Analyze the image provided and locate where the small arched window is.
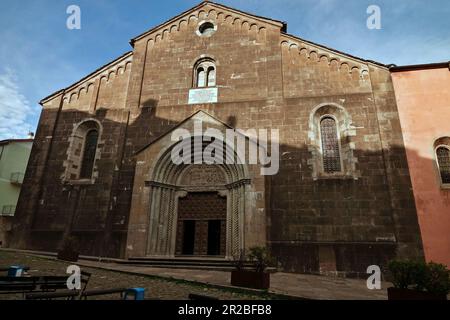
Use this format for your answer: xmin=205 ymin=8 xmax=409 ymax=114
xmin=309 ymin=104 xmax=356 ymax=180
xmin=436 ymin=146 xmax=450 ymax=184
xmin=197 ymin=67 xmax=206 ymax=87
xmin=194 ymin=59 xmax=216 ymax=88
xmin=64 ymin=120 xmax=101 ymax=182
xmin=207 ymin=67 xmax=216 ymax=87
xmin=79 ymin=129 xmax=99 ymax=179
xmin=320 ymin=117 xmax=342 ymax=173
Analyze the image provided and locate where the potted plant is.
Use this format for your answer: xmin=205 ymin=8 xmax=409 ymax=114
xmin=419 ymin=262 xmax=450 ymax=299
xmin=387 ymin=260 xmax=449 ymax=300
xmin=231 ymin=247 xmax=274 ymax=290
xmin=57 ymin=236 xmax=80 ymax=262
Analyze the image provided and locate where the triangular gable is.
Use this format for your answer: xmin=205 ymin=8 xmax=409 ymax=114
xmin=130 ymin=0 xmax=286 ymax=45
xmin=41 ymin=1 xmax=388 ymax=105
xmin=135 ymin=110 xmax=262 ymax=156
xmin=129 ymin=0 xmax=385 ymax=67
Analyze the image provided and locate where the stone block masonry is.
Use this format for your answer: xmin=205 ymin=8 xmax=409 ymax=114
xmin=9 ymin=1 xmax=424 ymax=275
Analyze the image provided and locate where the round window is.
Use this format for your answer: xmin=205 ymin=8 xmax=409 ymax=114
xmin=197 ymin=21 xmax=216 ymax=37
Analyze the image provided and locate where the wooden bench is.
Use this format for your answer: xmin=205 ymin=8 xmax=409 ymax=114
xmin=81 ymin=287 xmax=129 ymax=300
xmin=25 ymin=289 xmax=82 ymax=300
xmin=28 ymin=288 xmax=140 ymax=300
xmin=188 ymin=293 xmax=219 ymax=301
xmin=23 ymin=271 xmax=144 ymax=300
xmin=0 ymin=275 xmax=69 ymax=299
xmin=0 ymin=277 xmax=39 ymax=294
xmin=25 ymin=271 xmax=91 ymax=300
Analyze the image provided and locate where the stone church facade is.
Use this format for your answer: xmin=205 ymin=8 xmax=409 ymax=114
xmin=9 ymin=1 xmax=424 ymax=274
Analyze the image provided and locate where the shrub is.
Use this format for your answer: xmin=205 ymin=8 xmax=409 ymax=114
xmin=247 ymin=246 xmax=274 ymax=273
xmin=422 ymin=262 xmax=450 ymax=295
xmin=388 ymin=260 xmax=419 ymax=289
xmin=59 ymin=236 xmax=79 ymax=253
xmin=388 ymin=260 xmax=450 ymax=295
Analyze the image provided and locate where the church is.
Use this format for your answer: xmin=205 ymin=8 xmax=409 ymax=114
xmin=9 ymin=1 xmax=424 ymax=275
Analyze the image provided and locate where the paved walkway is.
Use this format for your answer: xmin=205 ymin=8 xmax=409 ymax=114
xmin=75 ymin=260 xmax=389 ymax=300
xmin=0 ymin=249 xmax=388 ymax=300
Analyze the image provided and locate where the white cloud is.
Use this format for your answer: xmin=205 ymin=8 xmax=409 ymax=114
xmin=0 ymin=69 xmax=35 ymax=140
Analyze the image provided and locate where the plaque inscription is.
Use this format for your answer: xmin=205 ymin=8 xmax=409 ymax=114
xmin=188 ymin=88 xmax=218 ymax=104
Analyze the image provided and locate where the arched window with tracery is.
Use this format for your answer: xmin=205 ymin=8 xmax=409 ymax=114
xmin=308 ymin=104 xmax=358 ymax=180
xmin=436 ymin=146 xmax=450 ymax=184
xmin=80 ymin=129 xmax=99 ymax=179
xmin=194 ymin=59 xmax=216 ymax=88
xmin=320 ymin=117 xmax=342 ymax=173
xmin=64 ymin=120 xmax=101 ymax=182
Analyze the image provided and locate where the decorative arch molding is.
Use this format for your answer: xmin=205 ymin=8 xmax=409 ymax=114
xmin=62 ymin=118 xmax=104 ymax=183
xmin=308 ymin=103 xmax=359 ymax=180
xmin=137 ymin=4 xmax=270 ymax=48
xmin=61 ymin=54 xmax=133 ymax=107
xmin=145 ymin=137 xmax=250 ymax=259
xmin=191 ymin=54 xmax=219 ymax=67
xmin=281 ymin=37 xmax=371 ymax=80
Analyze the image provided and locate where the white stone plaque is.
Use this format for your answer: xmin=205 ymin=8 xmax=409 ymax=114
xmin=188 ymin=87 xmax=218 ymax=104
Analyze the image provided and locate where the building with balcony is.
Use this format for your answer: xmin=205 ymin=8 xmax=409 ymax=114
xmin=0 ymin=139 xmax=33 ymax=247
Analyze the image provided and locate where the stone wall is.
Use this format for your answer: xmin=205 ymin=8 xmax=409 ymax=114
xmin=9 ymin=2 xmax=424 ymax=274
xmin=392 ymin=66 xmax=450 ymax=267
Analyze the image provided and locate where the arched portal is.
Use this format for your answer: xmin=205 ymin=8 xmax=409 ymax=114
xmin=145 ymin=138 xmax=250 ymax=259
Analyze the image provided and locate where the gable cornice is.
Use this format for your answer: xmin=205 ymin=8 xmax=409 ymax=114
xmin=281 ymin=33 xmax=387 ymax=71
xmin=40 ymin=51 xmax=133 ymax=106
xmin=130 ymin=1 xmax=286 ymax=46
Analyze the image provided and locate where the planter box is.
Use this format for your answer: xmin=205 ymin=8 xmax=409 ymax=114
xmin=231 ymin=270 xmax=270 ymax=290
xmin=387 ymin=287 xmax=447 ymax=300
xmin=57 ymin=250 xmax=79 ymax=262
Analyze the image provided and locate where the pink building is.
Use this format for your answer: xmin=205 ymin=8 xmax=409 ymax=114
xmin=391 ymin=62 xmax=450 ymax=267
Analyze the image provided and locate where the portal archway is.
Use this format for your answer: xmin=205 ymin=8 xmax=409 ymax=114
xmin=145 ymin=138 xmax=250 ymax=259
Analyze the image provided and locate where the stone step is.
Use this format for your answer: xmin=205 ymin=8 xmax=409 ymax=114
xmin=123 ymin=257 xmax=247 ymax=267
xmin=121 ymin=263 xmax=237 ymax=272
xmin=122 ymin=257 xmax=276 ymax=272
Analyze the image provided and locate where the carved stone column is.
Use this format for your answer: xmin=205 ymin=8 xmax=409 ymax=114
xmin=146 ymin=182 xmax=178 ymax=256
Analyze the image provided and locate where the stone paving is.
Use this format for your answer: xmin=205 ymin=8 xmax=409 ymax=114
xmin=0 ymin=250 xmax=390 ymax=300
xmin=76 ymin=260 xmax=389 ymax=300
xmin=0 ymin=251 xmax=271 ymax=300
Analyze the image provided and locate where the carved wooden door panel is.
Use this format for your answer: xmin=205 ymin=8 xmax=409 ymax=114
xmin=175 ymin=192 xmax=226 ymax=256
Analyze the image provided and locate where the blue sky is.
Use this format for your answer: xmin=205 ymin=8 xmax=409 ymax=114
xmin=0 ymin=0 xmax=449 ymax=140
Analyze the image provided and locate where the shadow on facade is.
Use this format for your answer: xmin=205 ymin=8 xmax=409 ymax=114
xmin=8 ymin=104 xmax=425 ymax=275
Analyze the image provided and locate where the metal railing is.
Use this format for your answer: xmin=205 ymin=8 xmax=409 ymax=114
xmin=10 ymin=172 xmax=24 ymax=185
xmin=1 ymin=205 xmax=15 ymax=216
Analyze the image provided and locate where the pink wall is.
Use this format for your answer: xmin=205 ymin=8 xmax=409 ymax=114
xmin=392 ymin=66 xmax=450 ymax=267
